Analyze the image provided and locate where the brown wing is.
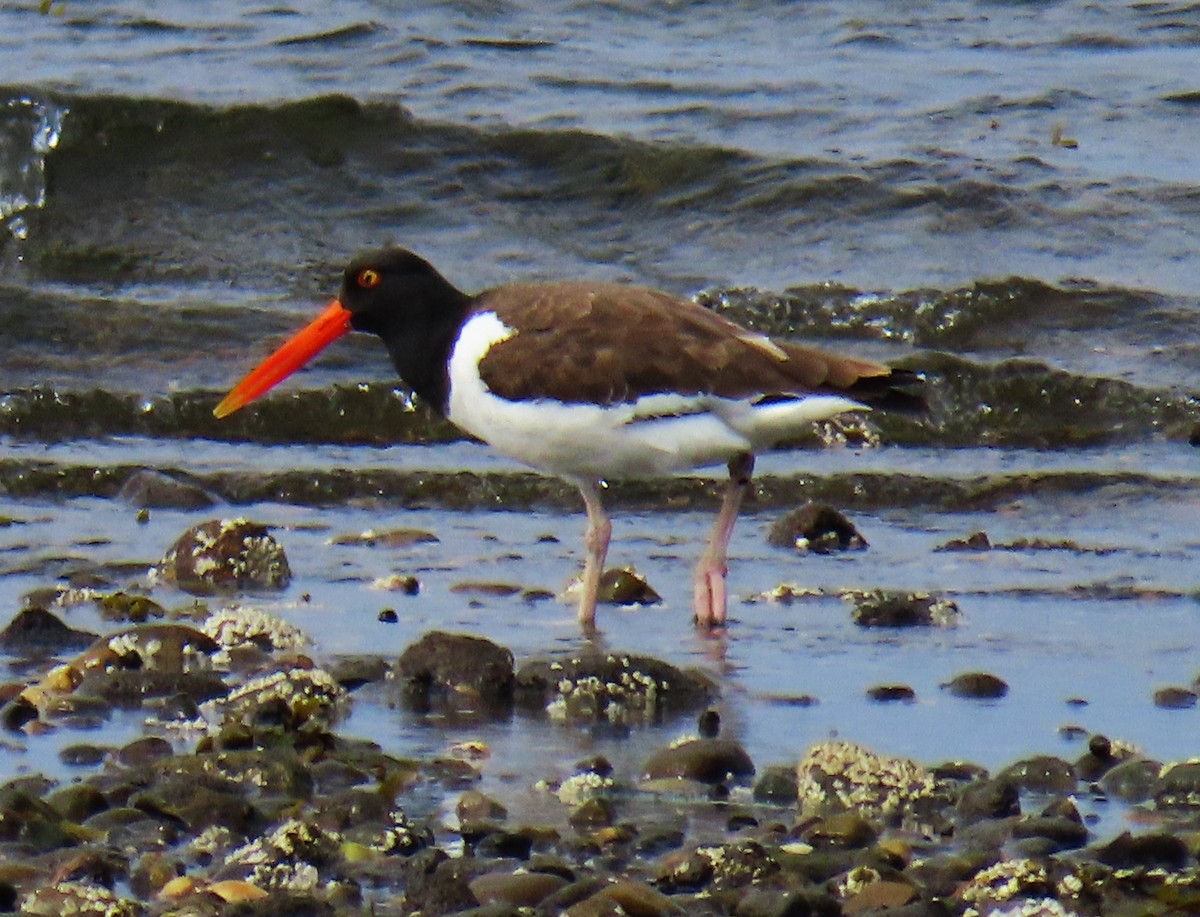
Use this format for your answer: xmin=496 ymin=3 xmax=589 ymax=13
xmin=474 ymin=282 xmax=897 ymax=405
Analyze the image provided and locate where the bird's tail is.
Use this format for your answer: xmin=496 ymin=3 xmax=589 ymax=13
xmin=845 ymin=366 xmax=927 ymax=414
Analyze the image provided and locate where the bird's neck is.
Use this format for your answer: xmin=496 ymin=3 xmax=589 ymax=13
xmin=381 ymin=300 xmax=471 ymax=415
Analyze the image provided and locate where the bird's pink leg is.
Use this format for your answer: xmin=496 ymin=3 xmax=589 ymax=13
xmin=576 ymin=481 xmax=612 ymax=629
xmin=693 ymin=453 xmax=755 ymax=628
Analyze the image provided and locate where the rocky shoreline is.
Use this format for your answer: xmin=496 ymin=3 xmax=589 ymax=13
xmin=0 ymin=511 xmax=1196 ymax=916
xmin=2 ymin=580 xmax=1199 ymax=915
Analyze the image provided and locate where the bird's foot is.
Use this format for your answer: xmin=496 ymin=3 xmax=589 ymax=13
xmin=692 ymin=562 xmax=729 ymax=629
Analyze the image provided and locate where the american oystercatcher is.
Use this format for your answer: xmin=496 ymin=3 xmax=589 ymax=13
xmin=215 ymin=248 xmax=921 ymax=628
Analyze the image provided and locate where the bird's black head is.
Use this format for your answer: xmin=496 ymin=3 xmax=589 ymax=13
xmin=337 ymin=247 xmax=469 ymax=337
xmin=214 ymin=246 xmax=471 ymax=420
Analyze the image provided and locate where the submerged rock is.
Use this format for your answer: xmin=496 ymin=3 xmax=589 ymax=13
xmin=1152 ymin=685 xmax=1197 ymax=709
xmin=0 ymin=607 xmax=96 ymax=656
xmin=562 ymin=567 xmax=662 ymax=606
xmin=767 ymin=502 xmax=867 ymax=553
xmin=95 ymin=591 xmax=166 ymax=623
xmin=942 ymin=671 xmax=1009 ymax=699
xmin=118 ymin=468 xmax=216 ymax=510
xmin=845 ymin=590 xmax=961 ymax=628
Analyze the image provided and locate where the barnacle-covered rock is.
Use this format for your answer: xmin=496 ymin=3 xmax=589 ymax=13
xmin=955 ymin=858 xmax=1057 ymax=915
xmin=516 ymin=652 xmax=716 ymax=725
xmin=156 ymin=518 xmax=290 ymax=594
xmin=20 ymin=880 xmax=142 ymax=916
xmin=656 ymin=839 xmax=780 ymax=893
xmin=223 ymin=817 xmax=342 ymax=892
xmin=201 ymin=605 xmax=310 ymax=656
xmin=215 ymin=666 xmax=346 ymax=730
xmin=796 ymin=740 xmax=948 ymax=827
xmin=845 ymin=589 xmax=961 ymax=628
xmin=95 ymin=591 xmax=166 ymax=623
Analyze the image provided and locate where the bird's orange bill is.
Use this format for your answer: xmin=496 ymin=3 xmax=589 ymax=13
xmin=213 ymin=299 xmax=353 ymax=419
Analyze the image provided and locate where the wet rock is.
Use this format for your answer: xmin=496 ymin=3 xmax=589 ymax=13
xmin=325 ymin=654 xmax=391 ymax=690
xmin=20 ymin=882 xmax=141 ymax=917
xmin=841 ymin=877 xmax=918 ymax=914
xmin=516 ymin=652 xmax=717 ymax=725
xmin=402 ymin=849 xmax=495 ymax=915
xmin=767 ymin=502 xmax=867 ymax=553
xmin=201 ymin=606 xmax=310 ymax=655
xmin=216 ymin=665 xmax=347 ymax=731
xmin=118 ymin=468 xmax=216 ymax=509
xmin=0 ymin=607 xmax=96 ymax=655
xmin=956 ymin=777 xmax=1020 ymax=823
xmin=562 ymin=567 xmax=662 ymax=606
xmin=571 ymin=879 xmax=683 ymax=916
xmin=46 ymin=783 xmax=109 ymax=822
xmin=79 ymin=623 xmax=220 ymax=675
xmin=657 ymin=839 xmax=780 ymax=893
xmin=1153 ymin=685 xmax=1197 ymax=709
xmin=1094 ymin=830 xmax=1189 ymax=869
xmin=846 ymin=590 xmax=961 ymax=628
xmin=800 ymin=813 xmax=879 ymax=849
xmin=116 ymin=736 xmax=174 ymax=768
xmin=156 ymin=518 xmax=291 ymax=594
xmin=1012 ymin=812 xmax=1088 ymax=852
xmin=569 ymin=796 xmax=617 ymax=830
xmin=937 ymin=530 xmax=992 ymax=550
xmin=469 ymin=869 xmax=570 ymax=907
xmin=458 ymin=790 xmax=508 ymax=824
xmin=1074 ymin=733 xmax=1120 ymax=781
xmin=78 ymin=667 xmax=228 ymax=708
xmin=95 ymin=591 xmax=166 ymax=623
xmin=374 ymin=574 xmax=421 ymax=594
xmin=555 ymin=767 xmax=617 ymax=808
xmin=450 ymin=581 xmax=524 ymax=598
xmin=736 ymin=887 xmax=836 ymax=917
xmin=866 ymin=684 xmax=915 ymax=702
xmin=643 ymin=738 xmax=755 ymax=785
xmin=753 ymin=767 xmax=799 ymax=804
xmin=396 ymin=631 xmax=514 ymax=713
xmin=1098 ymin=756 xmax=1161 ymax=802
xmin=953 ymin=858 xmax=1055 ymax=913
xmin=1152 ymin=759 xmax=1200 ymax=808
xmin=942 ymin=671 xmax=1008 ymax=699
xmin=331 ymin=527 xmax=438 ymax=548
xmin=597 ymin=567 xmax=661 ymax=605
xmin=58 ymin=743 xmax=110 ymax=768
xmin=797 ymin=741 xmax=944 ymax=823
xmin=996 ymin=756 xmax=1076 ymax=794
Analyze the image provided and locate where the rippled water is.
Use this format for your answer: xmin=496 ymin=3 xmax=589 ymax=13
xmin=0 ymin=0 xmax=1198 ymax=821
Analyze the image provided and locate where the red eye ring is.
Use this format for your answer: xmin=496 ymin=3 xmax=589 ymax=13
xmin=357 ymin=268 xmax=382 ymax=289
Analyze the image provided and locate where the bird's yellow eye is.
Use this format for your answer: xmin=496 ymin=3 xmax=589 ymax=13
xmin=357 ymin=268 xmax=382 ymax=289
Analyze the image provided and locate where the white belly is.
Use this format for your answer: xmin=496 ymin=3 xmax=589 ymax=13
xmin=446 ymin=312 xmax=867 ymax=480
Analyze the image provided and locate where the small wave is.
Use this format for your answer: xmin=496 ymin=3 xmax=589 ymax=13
xmin=274 ymin=22 xmax=382 ymax=47
xmin=0 ymin=96 xmax=65 ymax=240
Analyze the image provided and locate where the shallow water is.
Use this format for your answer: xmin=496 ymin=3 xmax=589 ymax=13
xmin=0 ymin=0 xmax=1198 ymax=850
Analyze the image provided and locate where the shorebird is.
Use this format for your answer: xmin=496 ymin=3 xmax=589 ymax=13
xmin=215 ymin=248 xmax=920 ymax=628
